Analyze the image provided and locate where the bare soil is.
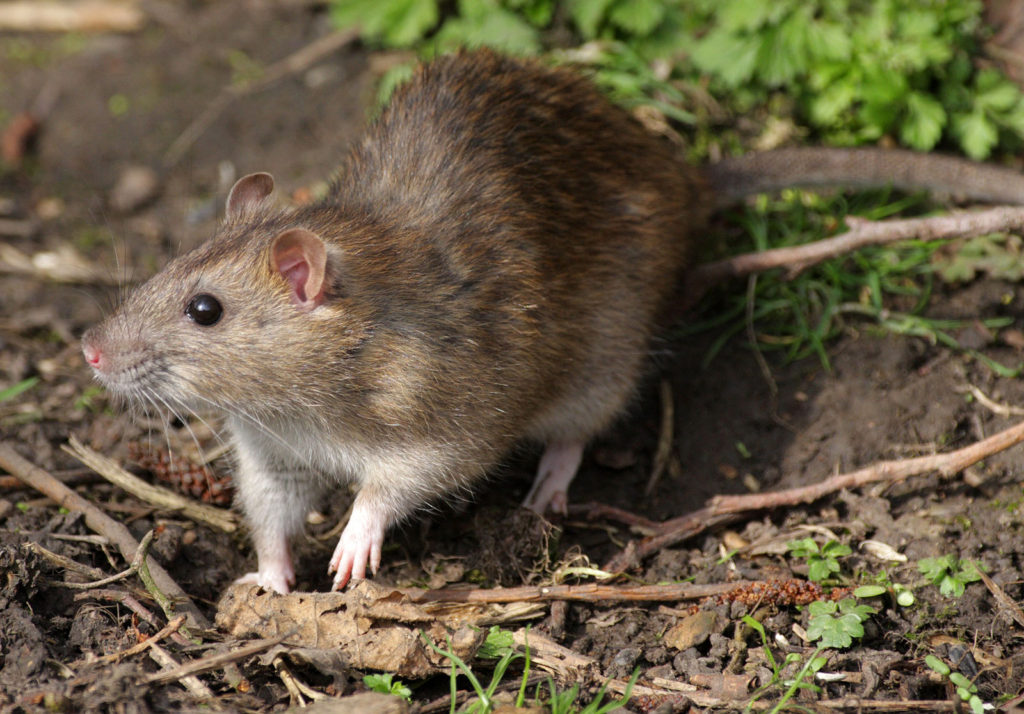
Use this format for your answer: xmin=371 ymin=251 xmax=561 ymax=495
xmin=3 ymin=4 xmax=1024 ymax=712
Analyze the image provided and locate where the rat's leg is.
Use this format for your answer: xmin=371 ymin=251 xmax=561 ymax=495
xmin=231 ymin=425 xmax=317 ymax=594
xmin=521 ymin=440 xmax=584 ymax=515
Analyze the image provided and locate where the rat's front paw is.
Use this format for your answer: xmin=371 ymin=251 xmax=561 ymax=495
xmin=234 ymin=569 xmax=294 ymax=594
xmin=327 ymin=517 xmax=384 ymax=590
xmin=235 ymin=562 xmax=295 ymax=595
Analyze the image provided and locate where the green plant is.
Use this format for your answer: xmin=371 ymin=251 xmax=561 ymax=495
xmin=742 ymin=615 xmax=826 ymax=712
xmin=423 ymin=629 xmax=526 ymax=714
xmin=787 ymin=537 xmax=852 ymax=582
xmin=805 ymin=599 xmax=875 ymax=649
xmin=544 ymin=669 xmax=638 ymax=714
xmin=423 ymin=627 xmax=634 ymax=713
xmin=925 ymin=654 xmax=986 ymax=714
xmin=854 ymin=578 xmax=915 ymax=607
xmin=74 ymin=385 xmax=105 ymax=412
xmin=918 ymin=555 xmax=983 ymax=598
xmin=688 ymin=0 xmax=1024 ymax=159
xmin=475 ymin=626 xmax=516 ymax=659
xmin=363 ymin=672 xmax=412 ymax=701
xmin=329 ymin=0 xmax=1024 ymax=158
xmin=0 ymin=377 xmax=39 ymax=403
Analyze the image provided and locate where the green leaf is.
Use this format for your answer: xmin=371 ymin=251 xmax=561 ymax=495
xmin=436 ymin=3 xmax=541 ymax=54
xmin=690 ymin=27 xmax=762 ymax=88
xmin=718 ymin=0 xmax=790 ymax=32
xmin=949 ymin=672 xmax=974 ymax=690
xmin=569 ymin=0 xmax=616 ymax=39
xmin=387 ymin=0 xmax=438 ymax=46
xmin=953 ymin=109 xmax=999 ymax=159
xmin=0 ymin=377 xmax=39 ymax=403
xmin=975 ymin=68 xmax=1021 ymax=113
xmin=807 ymin=600 xmax=836 ymax=617
xmin=756 ymin=16 xmax=808 ymax=87
xmin=895 ymin=587 xmax=915 ymax=607
xmin=608 ymin=0 xmax=665 ymax=37
xmin=477 ymin=626 xmax=515 ymax=659
xmin=918 ymin=555 xmax=953 ymax=582
xmin=853 ymin=585 xmax=887 ymax=598
xmin=821 ymin=541 xmax=852 ymax=558
xmin=375 ymin=62 xmax=415 ymax=106
xmin=805 ymin=20 xmax=852 ymax=63
xmin=787 ymin=538 xmax=819 ymax=558
xmin=505 ymin=0 xmax=554 ymax=27
xmin=925 ymin=654 xmax=951 ymax=676
xmin=363 ymin=673 xmax=412 ymax=701
xmin=808 ymin=79 xmax=856 ymax=125
xmin=330 ymin=0 xmax=439 ymax=47
xmin=901 ymin=92 xmax=946 ymax=150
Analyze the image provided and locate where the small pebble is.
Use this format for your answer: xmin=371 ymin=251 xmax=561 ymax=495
xmin=109 ymin=165 xmax=160 ymax=214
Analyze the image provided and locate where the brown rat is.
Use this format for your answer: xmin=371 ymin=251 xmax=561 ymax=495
xmin=81 ymin=49 xmax=1024 ymax=594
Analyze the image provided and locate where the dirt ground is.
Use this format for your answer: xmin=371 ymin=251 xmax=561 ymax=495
xmin=3 ymin=3 xmax=1024 ymax=712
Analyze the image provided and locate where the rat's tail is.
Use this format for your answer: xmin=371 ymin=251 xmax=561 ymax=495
xmin=703 ymin=147 xmax=1024 ymax=209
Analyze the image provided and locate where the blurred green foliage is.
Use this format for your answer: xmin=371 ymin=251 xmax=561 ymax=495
xmin=328 ymin=0 xmax=1024 ymax=159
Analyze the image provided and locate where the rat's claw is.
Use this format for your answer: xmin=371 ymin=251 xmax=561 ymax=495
xmin=328 ymin=504 xmax=386 ymax=590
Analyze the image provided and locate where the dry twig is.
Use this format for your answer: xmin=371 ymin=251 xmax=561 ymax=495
xmin=144 ymin=633 xmax=293 ymax=685
xmin=406 ymin=581 xmax=746 ymax=604
xmin=0 ymin=1 xmax=143 ymax=32
xmin=973 ymin=563 xmax=1024 ymax=629
xmin=148 ymin=642 xmax=215 ymax=699
xmin=685 ymin=205 xmax=1024 ymax=307
xmin=89 ymin=615 xmax=187 ymax=665
xmin=0 ymin=442 xmax=209 ymax=631
xmin=64 ymin=436 xmax=237 ymax=533
xmin=644 ymin=379 xmax=674 ymax=497
xmin=605 ymin=418 xmax=1024 ymax=573
xmin=163 ymin=28 xmax=359 ymax=167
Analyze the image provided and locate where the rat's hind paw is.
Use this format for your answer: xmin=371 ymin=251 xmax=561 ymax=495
xmin=522 ymin=440 xmax=584 ymax=515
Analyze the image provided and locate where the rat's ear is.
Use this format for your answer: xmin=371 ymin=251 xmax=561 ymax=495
xmin=226 ymin=173 xmax=275 ymax=219
xmin=271 ymin=228 xmax=327 ymax=311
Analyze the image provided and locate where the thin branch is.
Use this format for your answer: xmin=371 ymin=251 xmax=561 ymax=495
xmin=685 ymin=206 xmax=1024 ymax=307
xmin=603 ymin=418 xmax=1024 ymax=573
xmin=710 ymin=417 xmax=1024 ymax=514
xmin=148 ymin=642 xmax=216 ymax=699
xmin=64 ymin=436 xmax=237 ymax=533
xmin=90 ymin=616 xmax=187 ymax=665
xmin=163 ymin=28 xmax=359 ymax=167
xmin=0 ymin=442 xmax=210 ymax=632
xmin=404 ymin=581 xmax=747 ymax=604
xmin=144 ymin=632 xmax=294 ymax=685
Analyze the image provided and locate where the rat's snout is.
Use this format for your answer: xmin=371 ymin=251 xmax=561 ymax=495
xmin=81 ymin=330 xmax=104 ymax=370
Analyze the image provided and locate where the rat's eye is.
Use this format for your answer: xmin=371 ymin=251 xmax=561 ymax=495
xmin=185 ymin=294 xmax=223 ymax=326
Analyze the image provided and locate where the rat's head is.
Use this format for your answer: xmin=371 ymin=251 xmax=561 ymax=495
xmin=82 ymin=173 xmax=370 ymax=421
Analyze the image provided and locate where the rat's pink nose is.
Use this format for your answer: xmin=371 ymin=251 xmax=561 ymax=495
xmin=82 ymin=341 xmax=101 ymax=367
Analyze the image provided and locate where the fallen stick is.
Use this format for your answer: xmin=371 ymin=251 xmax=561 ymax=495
xmin=0 ymin=442 xmax=210 ymax=632
xmin=710 ymin=417 xmax=1024 ymax=514
xmin=685 ymin=205 xmax=1024 ymax=307
xmin=604 ymin=418 xmax=1024 ymax=573
xmin=0 ymin=1 xmax=143 ymax=32
xmin=144 ymin=632 xmax=292 ymax=685
xmin=163 ymin=28 xmax=359 ymax=167
xmin=64 ymin=436 xmax=237 ymax=533
xmin=405 ymin=580 xmax=748 ymax=604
